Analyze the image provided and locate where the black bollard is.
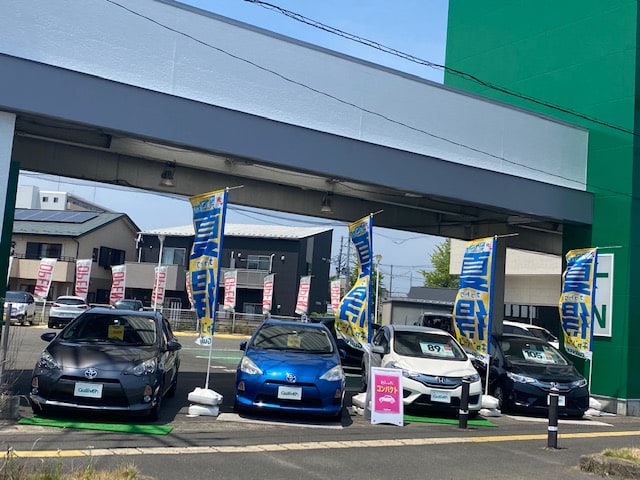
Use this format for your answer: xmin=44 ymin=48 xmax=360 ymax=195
xmin=547 ymin=385 xmax=559 ymax=449
xmin=458 ymin=376 xmax=470 ymax=429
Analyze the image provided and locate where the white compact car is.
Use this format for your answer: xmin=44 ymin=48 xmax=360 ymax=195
xmin=362 ymin=324 xmax=483 ymax=416
xmin=48 ymin=295 xmax=89 ymax=328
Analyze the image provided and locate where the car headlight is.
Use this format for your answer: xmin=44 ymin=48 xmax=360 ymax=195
xmin=571 ymin=378 xmax=588 ymax=388
xmin=239 ymin=356 xmax=263 ymax=375
xmin=37 ymin=350 xmax=60 ymax=369
xmin=467 ymin=373 xmax=481 ymax=383
xmin=387 ymin=361 xmax=419 ymax=378
xmin=319 ymin=365 xmax=345 ymax=381
xmin=126 ymin=358 xmax=157 ymax=376
xmin=507 ymin=371 xmax=536 ymax=384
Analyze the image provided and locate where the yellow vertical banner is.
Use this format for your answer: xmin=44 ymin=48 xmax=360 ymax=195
xmin=559 ymin=248 xmax=598 ymax=359
xmin=335 ymin=215 xmax=373 ymax=343
xmin=189 ymin=189 xmax=228 ymax=346
xmin=452 ymin=237 xmax=496 ymax=359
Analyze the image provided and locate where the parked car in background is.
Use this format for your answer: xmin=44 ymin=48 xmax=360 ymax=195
xmin=113 ymin=299 xmax=144 ymax=311
xmin=3 ymin=290 xmax=36 ymax=326
xmin=30 ymin=307 xmax=181 ymax=420
xmin=48 ymin=296 xmax=89 ymax=328
xmin=472 ymin=334 xmax=589 ymax=418
xmin=235 ymin=319 xmax=345 ymax=419
xmin=503 ymin=321 xmax=560 ymax=349
xmin=362 ymin=324 xmax=483 ymax=416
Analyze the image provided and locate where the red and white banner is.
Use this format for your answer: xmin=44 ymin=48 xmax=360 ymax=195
xmin=151 ymin=266 xmax=168 ymax=309
xmin=295 ymin=275 xmax=312 ymax=315
xmin=223 ymin=270 xmax=237 ymax=310
xmin=330 ymin=279 xmax=342 ymax=314
xmin=34 ymin=257 xmax=57 ymax=301
xmin=109 ymin=264 xmax=126 ymax=305
xmin=185 ymin=272 xmax=195 ymax=310
xmin=74 ymin=259 xmax=92 ymax=300
xmin=262 ymin=273 xmax=275 ymax=314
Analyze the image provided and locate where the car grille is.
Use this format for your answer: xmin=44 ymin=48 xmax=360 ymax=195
xmin=48 ymin=376 xmax=129 ymax=407
xmin=411 ymin=374 xmax=463 ymax=389
xmin=535 ymin=381 xmax=580 ymax=393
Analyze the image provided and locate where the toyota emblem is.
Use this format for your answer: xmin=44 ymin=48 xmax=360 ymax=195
xmin=84 ymin=368 xmax=98 ymax=380
xmin=285 ymin=373 xmax=296 ymax=383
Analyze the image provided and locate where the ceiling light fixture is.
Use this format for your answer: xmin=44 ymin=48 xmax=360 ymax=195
xmin=159 ymin=161 xmax=176 ymax=188
xmin=320 ymin=193 xmax=333 ymax=213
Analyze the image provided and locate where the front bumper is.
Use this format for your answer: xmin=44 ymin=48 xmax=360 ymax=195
xmin=506 ymin=380 xmax=589 ymax=416
xmin=401 ymin=376 xmax=483 ymax=412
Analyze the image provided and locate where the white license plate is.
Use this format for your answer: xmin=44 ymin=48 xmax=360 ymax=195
xmin=547 ymin=394 xmax=566 ymax=407
xmin=431 ymin=390 xmax=451 ymax=403
xmin=278 ymin=386 xmax=302 ymax=401
xmin=74 ymin=382 xmax=103 ymax=398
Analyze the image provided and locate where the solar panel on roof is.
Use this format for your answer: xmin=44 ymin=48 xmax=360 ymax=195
xmin=14 ymin=209 xmax=98 ymax=223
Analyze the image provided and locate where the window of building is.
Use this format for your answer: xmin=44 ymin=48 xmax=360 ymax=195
xmin=42 ymin=196 xmax=48 ymax=203
xmin=25 ymin=242 xmax=62 ymax=259
xmin=162 ymin=247 xmax=186 ymax=266
xmin=53 ymin=197 xmax=59 ymax=203
xmin=98 ymin=246 xmax=125 ymax=269
xmin=243 ymin=303 xmax=262 ymax=314
xmin=246 ymin=255 xmax=271 ymax=271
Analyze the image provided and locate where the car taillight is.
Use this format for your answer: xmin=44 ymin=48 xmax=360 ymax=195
xmin=79 ymin=305 xmax=89 ymax=309
xmin=52 ymin=303 xmax=61 ymax=308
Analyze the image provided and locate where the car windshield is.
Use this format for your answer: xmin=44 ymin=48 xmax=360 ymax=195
xmin=115 ymin=300 xmax=141 ymax=309
xmin=527 ymin=328 xmax=558 ymax=343
xmin=501 ymin=338 xmax=568 ymax=366
xmin=56 ymin=298 xmax=86 ymax=306
xmin=5 ymin=291 xmax=28 ymax=302
xmin=392 ymin=330 xmax=467 ymax=360
xmin=61 ymin=312 xmax=157 ymax=346
xmin=251 ymin=324 xmax=334 ymax=353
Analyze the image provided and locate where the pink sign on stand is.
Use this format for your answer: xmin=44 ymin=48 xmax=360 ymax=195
xmin=370 ymin=367 xmax=404 ymax=426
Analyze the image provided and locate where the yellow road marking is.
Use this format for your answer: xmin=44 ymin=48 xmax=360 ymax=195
xmin=7 ymin=430 xmax=640 ymax=458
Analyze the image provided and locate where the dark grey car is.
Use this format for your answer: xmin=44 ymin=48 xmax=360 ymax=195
xmin=30 ymin=307 xmax=181 ymax=421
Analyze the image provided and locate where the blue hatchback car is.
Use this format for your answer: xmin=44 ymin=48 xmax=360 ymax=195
xmin=235 ymin=319 xmax=345 ymax=419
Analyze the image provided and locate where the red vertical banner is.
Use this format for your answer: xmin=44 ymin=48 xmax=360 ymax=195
xmin=295 ymin=275 xmax=312 ymax=315
xmin=74 ymin=259 xmax=92 ymax=300
xmin=330 ymin=279 xmax=341 ymax=314
xmin=33 ymin=258 xmax=57 ymax=301
xmin=262 ymin=273 xmax=275 ymax=314
xmin=109 ymin=265 xmax=126 ymax=305
xmin=223 ymin=270 xmax=237 ymax=311
xmin=151 ymin=266 xmax=168 ymax=309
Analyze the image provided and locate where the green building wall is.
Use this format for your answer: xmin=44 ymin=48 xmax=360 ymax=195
xmin=445 ymin=1 xmax=640 ymax=413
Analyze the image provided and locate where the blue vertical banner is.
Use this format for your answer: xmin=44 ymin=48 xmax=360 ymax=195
xmin=559 ymin=248 xmax=598 ymax=360
xmin=452 ymin=236 xmax=497 ymax=359
xmin=189 ymin=188 xmax=228 ymax=346
xmin=336 ymin=214 xmax=373 ymax=343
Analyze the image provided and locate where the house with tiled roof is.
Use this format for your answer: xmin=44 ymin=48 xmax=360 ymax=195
xmin=9 ymin=208 xmax=139 ymax=303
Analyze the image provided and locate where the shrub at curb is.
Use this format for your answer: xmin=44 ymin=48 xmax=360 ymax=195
xmin=580 ymin=453 xmax=640 ymax=478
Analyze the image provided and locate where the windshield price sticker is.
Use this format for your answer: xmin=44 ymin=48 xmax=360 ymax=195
xmin=419 ymin=342 xmax=455 ymax=358
xmin=278 ymin=386 xmax=302 ymax=401
xmin=74 ymin=382 xmax=103 ymax=398
xmin=523 ymin=349 xmax=554 ymax=364
xmin=431 ymin=390 xmax=451 ymax=403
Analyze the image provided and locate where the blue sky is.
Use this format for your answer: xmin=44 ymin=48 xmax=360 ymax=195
xmin=18 ymin=0 xmax=450 ymax=295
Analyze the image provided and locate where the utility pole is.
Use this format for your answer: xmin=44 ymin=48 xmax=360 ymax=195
xmin=388 ymin=264 xmax=393 ymax=296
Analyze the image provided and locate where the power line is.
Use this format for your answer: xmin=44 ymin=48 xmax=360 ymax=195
xmin=245 ymin=0 xmax=636 ymax=138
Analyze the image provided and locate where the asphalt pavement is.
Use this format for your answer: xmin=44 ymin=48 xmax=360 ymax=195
xmin=1 ymin=326 xmax=638 ymax=479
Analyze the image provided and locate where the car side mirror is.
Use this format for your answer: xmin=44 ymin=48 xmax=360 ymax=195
xmin=339 ymin=348 xmax=346 ymax=360
xmin=240 ymin=340 xmax=247 ymax=351
xmin=371 ymin=344 xmax=386 ymax=355
xmin=167 ymin=339 xmax=182 ymax=351
xmin=41 ymin=332 xmax=56 ymax=342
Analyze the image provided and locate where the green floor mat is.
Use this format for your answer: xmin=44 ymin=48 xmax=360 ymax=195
xmin=18 ymin=416 xmax=173 ymax=435
xmin=403 ymin=414 xmax=496 ymax=427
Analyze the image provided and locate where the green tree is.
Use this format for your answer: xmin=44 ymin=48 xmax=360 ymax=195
xmin=420 ymin=238 xmax=459 ymax=288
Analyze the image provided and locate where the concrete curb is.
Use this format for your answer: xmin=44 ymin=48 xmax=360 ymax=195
xmin=580 ymin=453 xmax=640 ymax=478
